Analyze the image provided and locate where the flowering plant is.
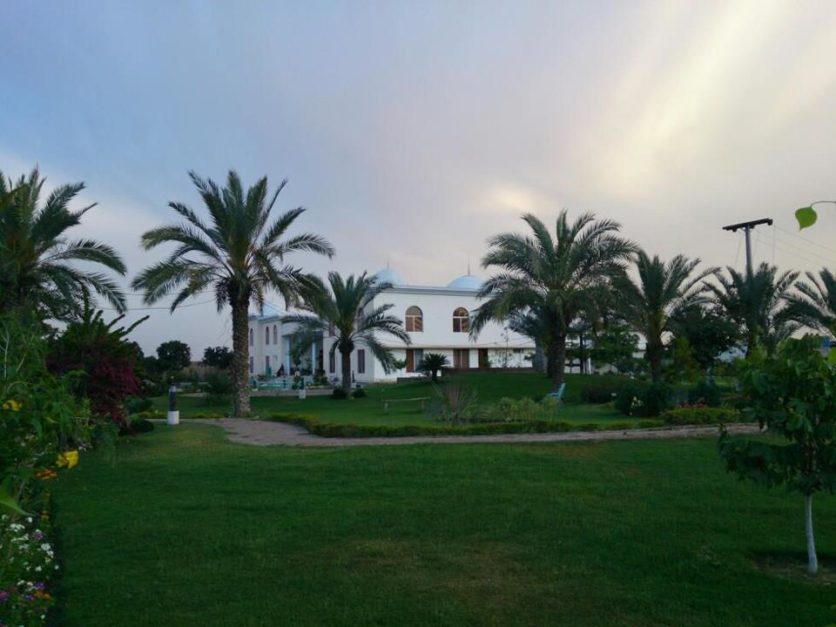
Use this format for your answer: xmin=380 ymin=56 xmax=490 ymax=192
xmin=0 ymin=511 xmax=57 ymax=626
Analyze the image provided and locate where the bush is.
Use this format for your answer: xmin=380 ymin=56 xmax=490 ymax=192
xmin=687 ymin=379 xmax=722 ymax=407
xmin=332 ymin=388 xmax=348 ymax=400
xmin=119 ymin=417 xmax=156 ymax=436
xmin=429 ymin=384 xmax=479 ymax=424
xmin=351 ymin=388 xmax=367 ymax=399
xmin=660 ymin=406 xmax=742 ymax=425
xmin=204 ymin=372 xmax=233 ymax=405
xmin=615 ymin=381 xmax=672 ymax=417
xmin=580 ymin=380 xmax=625 ymax=404
xmin=126 ymin=396 xmax=154 ymax=414
xmin=480 ymin=396 xmax=560 ymax=422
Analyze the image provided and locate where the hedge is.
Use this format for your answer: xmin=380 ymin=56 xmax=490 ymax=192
xmin=267 ymin=413 xmax=665 ymax=438
xmin=660 ymin=406 xmax=742 ymax=425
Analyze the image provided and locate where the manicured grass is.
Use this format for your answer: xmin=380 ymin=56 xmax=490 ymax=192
xmin=52 ymin=426 xmax=835 ymax=626
xmin=151 ymin=372 xmax=632 ymax=428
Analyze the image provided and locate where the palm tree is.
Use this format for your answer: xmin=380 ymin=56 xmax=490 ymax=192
xmin=132 ymin=170 xmax=333 ymax=417
xmin=614 ymin=251 xmax=716 ymax=382
xmin=0 ymin=168 xmax=127 ymax=319
xmin=283 ymin=272 xmax=410 ymax=395
xmin=785 ymin=268 xmax=836 ymax=336
xmin=705 ymin=263 xmax=797 ymax=358
xmin=473 ymin=211 xmax=636 ymax=388
xmin=418 ymin=353 xmax=450 ymax=382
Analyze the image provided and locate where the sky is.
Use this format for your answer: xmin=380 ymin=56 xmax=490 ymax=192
xmin=3 ymin=0 xmax=836 ymax=355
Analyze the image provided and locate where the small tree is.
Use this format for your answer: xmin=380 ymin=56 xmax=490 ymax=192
xmin=718 ymin=338 xmax=836 ymax=576
xmin=203 ymin=346 xmax=233 ymax=370
xmin=156 ymin=340 xmax=191 ymax=375
xmin=417 ymin=353 xmax=449 ymax=382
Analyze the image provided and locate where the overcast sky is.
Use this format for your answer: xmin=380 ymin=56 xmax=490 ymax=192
xmin=3 ymin=0 xmax=836 ymax=355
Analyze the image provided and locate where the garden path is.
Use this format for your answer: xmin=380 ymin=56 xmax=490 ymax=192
xmin=189 ymin=419 xmax=760 ymax=447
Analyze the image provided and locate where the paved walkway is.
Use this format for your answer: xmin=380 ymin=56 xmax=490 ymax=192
xmin=189 ymin=418 xmax=760 ymax=448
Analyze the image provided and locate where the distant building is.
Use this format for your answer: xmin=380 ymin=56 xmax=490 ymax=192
xmin=247 ymin=267 xmax=536 ymax=382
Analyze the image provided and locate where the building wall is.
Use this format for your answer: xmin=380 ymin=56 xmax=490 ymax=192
xmin=322 ymin=286 xmax=535 ymax=383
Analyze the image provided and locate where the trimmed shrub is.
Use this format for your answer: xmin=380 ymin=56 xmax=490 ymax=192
xmin=580 ymin=380 xmax=625 ymax=404
xmin=615 ymin=381 xmax=672 ymax=417
xmin=351 ymin=388 xmax=367 ymax=399
xmin=204 ymin=372 xmax=233 ymax=405
xmin=267 ymin=413 xmax=667 ymax=438
xmin=332 ymin=388 xmax=348 ymax=400
xmin=660 ymin=406 xmax=741 ymax=425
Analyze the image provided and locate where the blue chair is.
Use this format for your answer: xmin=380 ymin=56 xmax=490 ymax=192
xmin=546 ymin=382 xmax=566 ymax=403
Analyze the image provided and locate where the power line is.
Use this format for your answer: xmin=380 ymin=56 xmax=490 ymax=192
xmin=774 ymin=225 xmax=836 ymax=256
xmin=99 ymin=298 xmax=217 ymax=312
xmin=770 ymin=231 xmax=836 ymax=266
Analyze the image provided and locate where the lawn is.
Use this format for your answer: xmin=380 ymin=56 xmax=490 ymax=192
xmin=51 ymin=425 xmax=835 ymax=626
xmin=150 ymin=372 xmax=633 ymax=429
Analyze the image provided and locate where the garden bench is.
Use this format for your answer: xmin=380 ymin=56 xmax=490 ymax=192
xmin=381 ymin=397 xmax=431 ymax=413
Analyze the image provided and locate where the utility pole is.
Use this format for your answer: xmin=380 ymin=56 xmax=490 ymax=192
xmin=722 ymin=218 xmax=773 ymax=276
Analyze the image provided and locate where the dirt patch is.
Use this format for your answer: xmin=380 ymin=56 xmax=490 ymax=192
xmin=752 ymin=551 xmax=836 ymax=585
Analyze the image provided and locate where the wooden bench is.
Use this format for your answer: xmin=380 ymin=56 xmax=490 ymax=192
xmin=381 ymin=397 xmax=431 ymax=413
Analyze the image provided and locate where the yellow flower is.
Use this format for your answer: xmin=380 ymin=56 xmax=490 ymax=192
xmin=2 ymin=399 xmax=22 ymax=411
xmin=56 ymin=450 xmax=79 ymax=469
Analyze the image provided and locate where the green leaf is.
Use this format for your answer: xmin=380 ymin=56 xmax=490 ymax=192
xmin=0 ymin=484 xmax=31 ymax=517
xmin=795 ymin=206 xmax=818 ymax=230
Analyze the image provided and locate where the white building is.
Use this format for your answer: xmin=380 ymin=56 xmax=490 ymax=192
xmin=247 ymin=267 xmax=536 ymax=382
xmin=323 ymin=268 xmax=535 ymax=383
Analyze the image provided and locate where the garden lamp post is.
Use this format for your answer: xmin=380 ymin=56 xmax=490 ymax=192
xmin=167 ymin=381 xmax=180 ymax=426
xmin=795 ymin=200 xmax=836 ymax=230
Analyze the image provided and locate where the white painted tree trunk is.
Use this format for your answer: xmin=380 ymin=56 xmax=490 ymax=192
xmin=805 ymin=494 xmax=818 ymax=576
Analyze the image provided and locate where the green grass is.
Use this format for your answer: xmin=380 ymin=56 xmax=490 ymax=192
xmin=151 ymin=372 xmax=632 ymax=429
xmin=52 ymin=426 xmax=835 ymax=626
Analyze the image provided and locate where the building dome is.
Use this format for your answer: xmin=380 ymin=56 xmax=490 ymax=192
xmin=447 ymin=274 xmax=484 ymax=290
xmin=374 ymin=267 xmax=405 ymax=286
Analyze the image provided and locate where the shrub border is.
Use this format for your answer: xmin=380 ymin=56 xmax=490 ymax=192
xmin=266 ymin=413 xmax=666 ymax=438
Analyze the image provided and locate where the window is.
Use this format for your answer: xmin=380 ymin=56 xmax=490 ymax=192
xmin=453 ymin=349 xmax=470 ymax=369
xmin=272 ymin=325 xmax=278 ymax=344
xmin=328 ymin=323 xmax=335 ymax=337
xmin=265 ymin=328 xmax=270 ymax=345
xmin=249 ymin=329 xmax=254 ymax=345
xmin=249 ymin=357 xmax=253 ymax=373
xmin=357 ymin=349 xmax=366 ymax=374
xmin=405 ymin=306 xmax=423 ymax=332
xmin=329 ymin=351 xmax=335 ymax=373
xmin=265 ymin=355 xmax=270 ymax=371
xmin=452 ymin=307 xmax=470 ymax=333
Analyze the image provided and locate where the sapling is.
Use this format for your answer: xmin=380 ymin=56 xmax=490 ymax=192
xmin=718 ymin=338 xmax=836 ymax=575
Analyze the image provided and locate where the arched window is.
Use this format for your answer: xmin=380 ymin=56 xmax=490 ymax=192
xmin=249 ymin=329 xmax=254 ymax=346
xmin=405 ymin=306 xmax=423 ymax=332
xmin=272 ymin=325 xmax=278 ymax=344
xmin=453 ymin=307 xmax=470 ymax=333
xmin=265 ymin=327 xmax=270 ymax=345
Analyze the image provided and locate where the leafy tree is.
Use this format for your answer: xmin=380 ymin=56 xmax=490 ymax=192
xmin=417 ymin=353 xmax=450 ymax=382
xmin=156 ymin=340 xmax=191 ymax=374
xmin=718 ymin=339 xmax=836 ymax=575
xmin=705 ymin=263 xmax=797 ymax=358
xmin=0 ymin=167 xmax=127 ymax=320
xmin=473 ymin=212 xmax=636 ymax=388
xmin=203 ymin=346 xmax=233 ymax=370
xmin=283 ymin=272 xmax=410 ymax=395
xmin=614 ymin=252 xmax=715 ymax=382
xmin=48 ymin=304 xmax=146 ymax=425
xmin=669 ymin=305 xmax=739 ymax=371
xmin=589 ymin=324 xmax=639 ymax=374
xmin=132 ymin=170 xmax=333 ymax=416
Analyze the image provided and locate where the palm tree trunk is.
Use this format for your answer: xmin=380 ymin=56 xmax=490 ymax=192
xmin=341 ymin=349 xmax=352 ymax=395
xmin=647 ymin=340 xmax=664 ymax=383
xmin=231 ymin=302 xmax=251 ymax=417
xmin=805 ymin=494 xmax=818 ymax=576
xmin=552 ymin=334 xmax=567 ymax=388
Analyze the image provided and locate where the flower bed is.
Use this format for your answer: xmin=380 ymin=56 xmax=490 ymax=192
xmin=0 ymin=508 xmax=58 ymax=626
